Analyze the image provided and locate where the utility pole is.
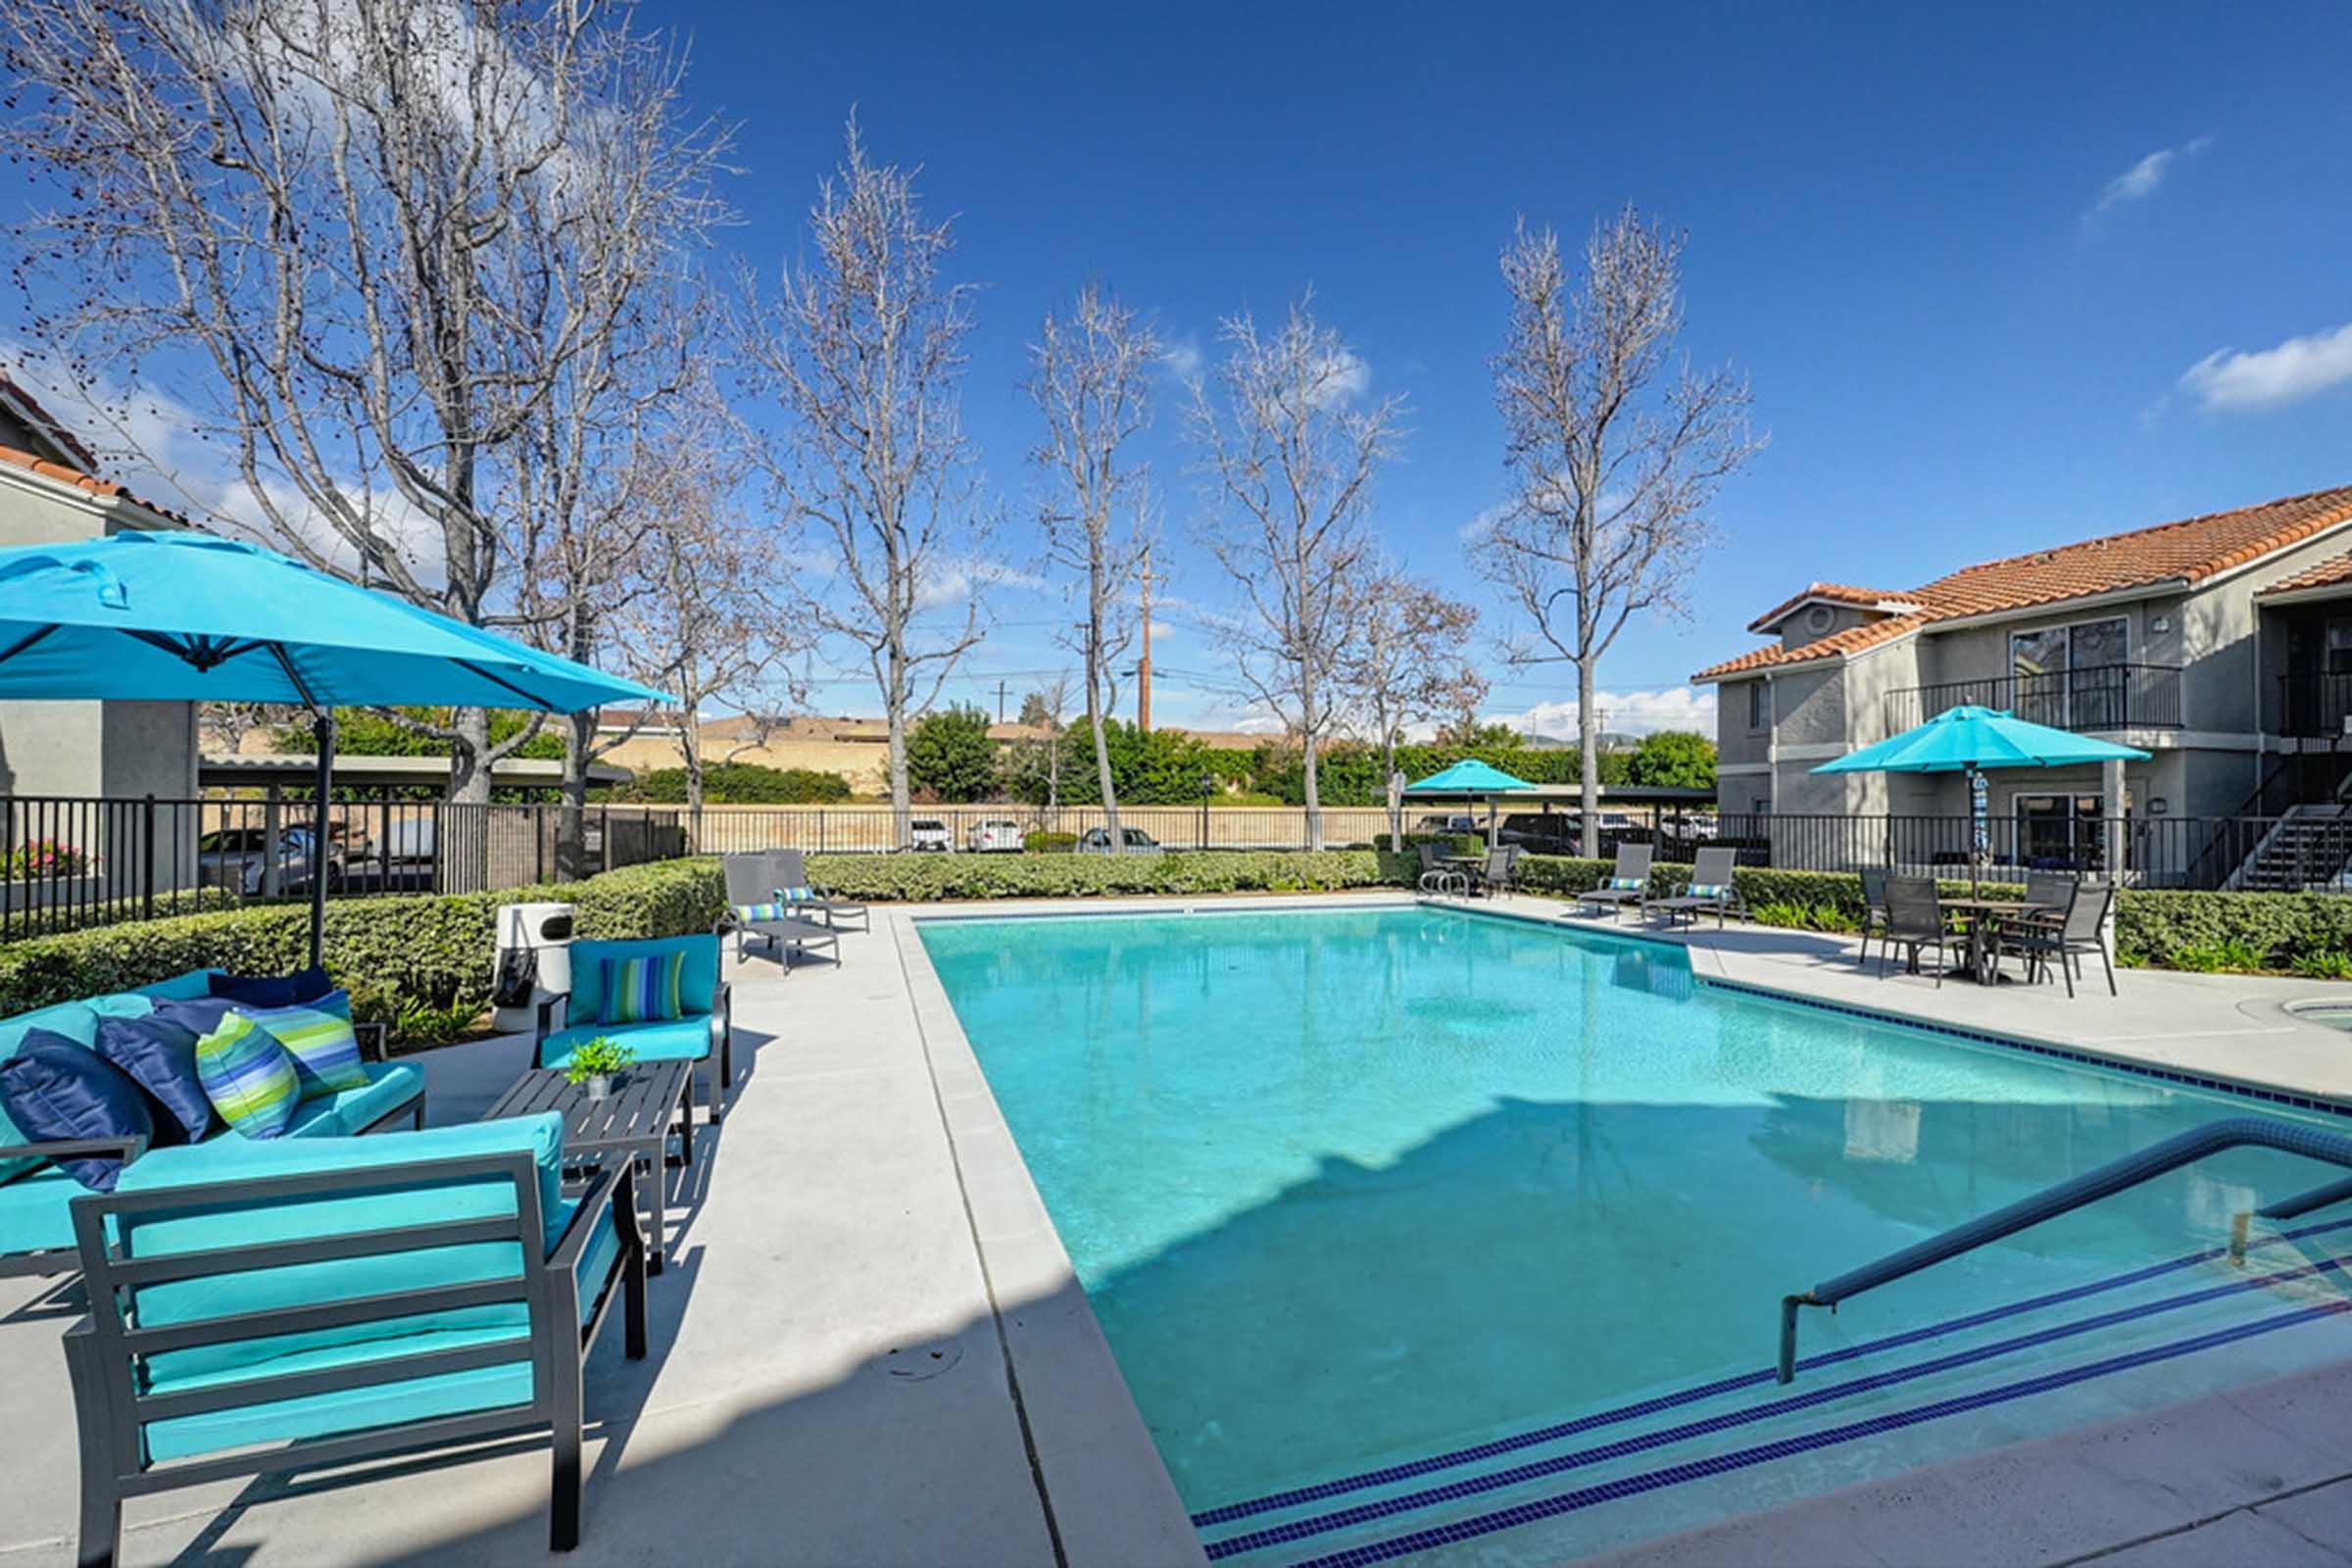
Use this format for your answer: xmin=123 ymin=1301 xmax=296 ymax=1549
xmin=995 ymin=679 xmax=1008 ymax=724
xmin=1137 ymin=543 xmax=1154 ymax=732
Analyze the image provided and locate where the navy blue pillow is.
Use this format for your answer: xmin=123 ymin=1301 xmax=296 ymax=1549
xmin=93 ymin=1012 xmax=215 ymax=1146
xmin=0 ymin=1031 xmax=154 ymax=1191
xmin=153 ymin=996 xmax=240 ymax=1038
xmin=208 ymin=966 xmax=332 ymax=1008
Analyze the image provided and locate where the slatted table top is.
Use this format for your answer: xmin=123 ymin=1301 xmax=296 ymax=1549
xmin=486 ymin=1058 xmax=695 ymax=1155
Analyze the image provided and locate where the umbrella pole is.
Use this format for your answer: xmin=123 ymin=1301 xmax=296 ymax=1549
xmin=308 ymin=711 xmax=334 ymax=970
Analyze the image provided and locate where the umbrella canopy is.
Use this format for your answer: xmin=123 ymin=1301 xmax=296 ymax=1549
xmin=1811 ymin=705 xmax=2150 ymax=775
xmin=0 ymin=531 xmax=660 ymax=712
xmin=0 ymin=530 xmax=663 ymax=962
xmin=1401 ymin=758 xmax=1538 ymax=794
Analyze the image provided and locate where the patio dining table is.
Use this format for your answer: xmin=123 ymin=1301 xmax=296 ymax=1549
xmin=1940 ymin=897 xmax=2061 ymax=985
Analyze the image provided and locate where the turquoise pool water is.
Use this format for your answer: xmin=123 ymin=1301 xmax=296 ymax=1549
xmin=919 ymin=906 xmax=2352 ymax=1563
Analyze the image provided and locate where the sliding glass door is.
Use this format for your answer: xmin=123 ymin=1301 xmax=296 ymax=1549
xmin=2009 ymin=616 xmax=2128 ymax=729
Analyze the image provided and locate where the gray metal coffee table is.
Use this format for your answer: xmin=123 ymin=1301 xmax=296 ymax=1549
xmin=485 ymin=1057 xmax=695 ymax=1274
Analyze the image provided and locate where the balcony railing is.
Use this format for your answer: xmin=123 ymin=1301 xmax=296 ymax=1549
xmin=1884 ymin=663 xmax=2182 ymax=736
xmin=2281 ymin=672 xmax=2352 ymax=739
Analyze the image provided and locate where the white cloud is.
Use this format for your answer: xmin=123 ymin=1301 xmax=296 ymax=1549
xmin=2179 ymin=321 xmax=2352 ymax=413
xmin=1458 ymin=502 xmax=1508 ymax=544
xmin=1480 ymin=687 xmax=1718 ymax=740
xmin=1308 ymin=348 xmax=1371 ymax=409
xmin=913 ymin=558 xmax=1048 ymax=612
xmin=1162 ymin=336 xmax=1202 ymax=380
xmin=2087 ymin=135 xmax=2214 ymax=219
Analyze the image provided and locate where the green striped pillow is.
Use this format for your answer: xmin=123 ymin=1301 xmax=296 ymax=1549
xmin=193 ymin=1011 xmax=301 ymax=1139
xmin=600 ymin=951 xmax=687 ymax=1025
xmin=1688 ymin=883 xmax=1730 ymax=901
xmin=244 ymin=991 xmax=369 ymax=1100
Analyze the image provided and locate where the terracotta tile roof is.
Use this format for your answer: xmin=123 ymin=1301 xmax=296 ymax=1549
xmin=0 ymin=442 xmax=195 ymax=526
xmin=0 ymin=370 xmax=100 ymax=470
xmin=1695 ymin=484 xmax=2352 ymax=682
xmin=2257 ymin=552 xmax=2352 ymax=599
xmin=1744 ymin=582 xmax=1925 ymax=633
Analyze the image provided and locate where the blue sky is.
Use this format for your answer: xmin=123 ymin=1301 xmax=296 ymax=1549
xmin=664 ymin=0 xmax=2348 ymax=736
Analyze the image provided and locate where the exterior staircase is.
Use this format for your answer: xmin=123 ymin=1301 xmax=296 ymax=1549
xmin=2228 ymin=803 xmax=2352 ymax=893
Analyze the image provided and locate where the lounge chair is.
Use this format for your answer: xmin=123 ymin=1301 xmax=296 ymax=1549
xmin=1648 ymin=848 xmax=1745 ymax=928
xmin=768 ymin=849 xmax=869 ymax=932
xmin=720 ymin=853 xmax=845 ymax=969
xmin=1574 ymin=843 xmax=1653 ymax=921
xmin=63 ymin=1112 xmax=646 ymax=1564
xmin=2004 ymin=880 xmax=2118 ymax=997
xmin=1880 ymin=874 xmax=1963 ymax=983
xmin=1855 ymin=866 xmax=1891 ymax=968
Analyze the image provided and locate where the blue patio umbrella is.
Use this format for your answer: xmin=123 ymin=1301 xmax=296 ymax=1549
xmin=1403 ymin=758 xmax=1539 ymax=849
xmin=1812 ymin=705 xmax=2150 ymax=890
xmin=0 ymin=530 xmax=664 ymax=961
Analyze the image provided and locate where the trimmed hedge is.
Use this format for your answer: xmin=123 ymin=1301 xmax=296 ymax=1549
xmin=805 ymin=849 xmax=1411 ymax=902
xmin=0 ymin=858 xmax=728 ymax=1019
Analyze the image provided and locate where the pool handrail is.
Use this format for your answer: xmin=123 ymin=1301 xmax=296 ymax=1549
xmin=1778 ymin=1115 xmax=2352 ymax=1384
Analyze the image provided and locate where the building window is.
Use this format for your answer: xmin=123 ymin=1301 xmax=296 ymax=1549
xmin=1752 ymin=795 xmax=1772 ymax=816
xmin=2009 ymin=616 xmax=2129 ymax=728
xmin=2013 ymin=793 xmax=2112 ymax=872
xmin=1746 ymin=680 xmax=1770 ymax=730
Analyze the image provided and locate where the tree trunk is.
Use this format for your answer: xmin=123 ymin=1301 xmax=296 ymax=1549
xmin=449 ymin=707 xmax=492 ymax=805
xmin=1089 ymin=647 xmax=1122 ymax=855
xmin=886 ymin=689 xmax=912 ymax=848
xmin=557 ymin=711 xmax=594 ymax=881
xmin=1383 ymin=731 xmax=1402 ymax=845
xmin=1302 ymin=730 xmax=1325 ymax=852
xmin=682 ymin=724 xmax=706 ymax=852
xmin=1578 ymin=657 xmax=1599 ymax=858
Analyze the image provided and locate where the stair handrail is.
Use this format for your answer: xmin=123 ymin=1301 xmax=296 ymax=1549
xmin=1778 ymin=1116 xmax=2352 ymax=1383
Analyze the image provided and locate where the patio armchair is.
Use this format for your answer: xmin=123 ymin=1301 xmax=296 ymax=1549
xmin=1855 ymin=866 xmax=1892 ymax=969
xmin=2023 ymin=869 xmax=2079 ymax=918
xmin=1880 ymin=875 xmax=1964 ymax=984
xmin=1647 ymin=847 xmax=1746 ymax=929
xmin=1468 ymin=845 xmax=1522 ymax=899
xmin=63 ymin=1112 xmax=647 ymax=1565
xmin=537 ymin=935 xmax=734 ymax=1123
xmin=2 ymin=969 xmax=423 ymax=1281
xmin=1573 ymin=843 xmax=1653 ymax=922
xmin=770 ymin=849 xmax=870 ymax=932
xmin=2003 ymin=880 xmax=2118 ymax=998
xmin=718 ymin=853 xmax=843 ymax=970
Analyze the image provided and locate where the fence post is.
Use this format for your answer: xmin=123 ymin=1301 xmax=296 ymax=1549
xmin=141 ymin=795 xmax=156 ymax=922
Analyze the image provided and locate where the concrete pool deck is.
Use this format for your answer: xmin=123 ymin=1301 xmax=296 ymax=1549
xmin=0 ymin=890 xmax=2346 ymax=1566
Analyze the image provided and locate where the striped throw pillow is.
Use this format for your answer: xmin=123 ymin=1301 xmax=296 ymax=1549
xmin=733 ymin=902 xmax=786 ymax=923
xmin=775 ymin=886 xmax=816 ymax=904
xmin=243 ymin=990 xmax=369 ymax=1100
xmin=194 ymin=1011 xmax=301 ymax=1139
xmin=1606 ymin=877 xmax=1644 ymax=892
xmin=600 ymin=952 xmax=687 ymax=1025
xmin=1688 ymin=883 xmax=1729 ymax=901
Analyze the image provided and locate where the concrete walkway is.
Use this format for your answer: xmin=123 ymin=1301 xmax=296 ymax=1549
xmin=2 ymin=893 xmax=2349 ymax=1567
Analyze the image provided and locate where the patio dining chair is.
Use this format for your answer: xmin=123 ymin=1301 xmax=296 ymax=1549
xmin=1856 ymin=866 xmax=1892 ymax=968
xmin=1470 ymin=845 xmax=1522 ymax=899
xmin=1414 ymin=842 xmax=1468 ymax=897
xmin=2023 ymin=868 xmax=2079 ymax=919
xmin=2004 ymin=880 xmax=2118 ymax=998
xmin=1575 ymin=843 xmax=1653 ymax=922
xmin=1881 ymin=875 xmax=1963 ymax=984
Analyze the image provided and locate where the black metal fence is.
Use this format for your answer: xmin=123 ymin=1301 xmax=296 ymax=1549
xmin=2 ymin=795 xmax=2341 ymax=943
xmin=1884 ymin=663 xmax=2184 ymax=734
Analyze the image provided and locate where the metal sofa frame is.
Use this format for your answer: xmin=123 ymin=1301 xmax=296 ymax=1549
xmin=63 ymin=1148 xmax=647 ymax=1566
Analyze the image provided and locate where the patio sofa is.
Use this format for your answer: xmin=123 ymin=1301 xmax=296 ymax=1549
xmin=1 ymin=969 xmax=424 ymax=1279
xmin=64 ymin=1110 xmax=647 ymax=1564
xmin=535 ymin=935 xmax=733 ymax=1123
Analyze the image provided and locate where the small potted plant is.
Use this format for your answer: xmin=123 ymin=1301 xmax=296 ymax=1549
xmin=564 ymin=1035 xmax=635 ymax=1101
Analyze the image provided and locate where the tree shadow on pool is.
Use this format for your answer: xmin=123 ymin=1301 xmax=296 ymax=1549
xmin=1078 ymin=1083 xmax=2338 ymax=1512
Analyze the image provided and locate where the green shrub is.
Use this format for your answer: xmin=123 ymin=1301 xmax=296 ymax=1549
xmin=623 ymin=762 xmax=852 ymax=805
xmin=2291 ymin=944 xmax=2352 ymax=981
xmin=2115 ymin=890 xmax=2352 ymax=972
xmin=2165 ymin=939 xmax=2270 ymax=974
xmin=803 ymin=849 xmax=1411 ymax=902
xmin=1024 ymin=830 xmax=1079 ymax=854
xmin=1374 ymin=832 xmax=1485 ymax=857
xmin=0 ymin=858 xmax=726 ymax=1020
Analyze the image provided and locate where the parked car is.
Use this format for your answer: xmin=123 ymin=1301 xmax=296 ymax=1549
xmin=906 ymin=818 xmax=955 ymax=853
xmin=1076 ymin=826 xmax=1161 ymax=854
xmin=196 ymin=826 xmax=344 ymax=894
xmin=1412 ymin=813 xmax=1481 ymax=836
xmin=966 ymin=818 xmax=1025 ymax=854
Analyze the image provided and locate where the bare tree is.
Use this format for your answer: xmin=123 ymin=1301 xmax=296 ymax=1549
xmin=0 ymin=0 xmax=728 ymax=801
xmin=1187 ymin=299 xmax=1403 ymax=851
xmin=739 ymin=120 xmax=988 ymax=846
xmin=1474 ymin=210 xmax=1760 ymax=856
xmin=1025 ymin=284 xmax=1156 ymax=853
xmin=1342 ymin=567 xmax=1487 ymax=844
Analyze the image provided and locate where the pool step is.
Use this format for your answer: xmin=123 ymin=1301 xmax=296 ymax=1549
xmin=1197 ymin=1231 xmax=2352 ymax=1566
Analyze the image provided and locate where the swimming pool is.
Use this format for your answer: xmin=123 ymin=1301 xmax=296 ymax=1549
xmin=919 ymin=905 xmax=2352 ymax=1564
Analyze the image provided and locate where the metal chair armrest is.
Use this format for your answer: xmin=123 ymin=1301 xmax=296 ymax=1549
xmin=354 ymin=1021 xmax=391 ymax=1063
xmin=534 ymin=993 xmax=564 ymax=1046
xmin=0 ymin=1133 xmax=149 ymax=1165
xmin=547 ymin=1163 xmax=629 ymax=1272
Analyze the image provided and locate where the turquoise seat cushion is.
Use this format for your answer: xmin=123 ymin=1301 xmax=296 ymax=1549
xmin=115 ymin=1113 xmax=568 ymax=1391
xmin=538 ymin=1016 xmax=710 ymax=1071
xmin=0 ymin=1163 xmax=80 ymax=1254
xmin=134 ymin=969 xmax=220 ymax=1004
xmin=566 ymin=936 xmax=718 ymax=1027
xmin=139 ymin=1196 xmax=620 ymax=1463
